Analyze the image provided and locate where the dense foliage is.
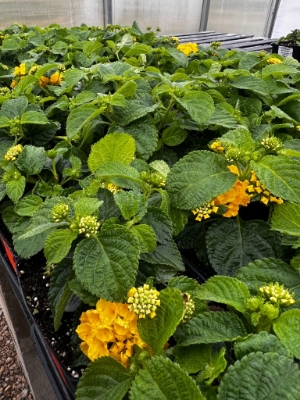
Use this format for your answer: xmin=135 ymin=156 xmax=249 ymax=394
xmin=1 ymin=21 xmax=300 ymax=399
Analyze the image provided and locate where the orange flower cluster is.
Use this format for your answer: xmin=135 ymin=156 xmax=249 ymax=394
xmin=39 ymin=71 xmax=63 ymax=87
xmin=214 ymin=179 xmax=251 ymax=217
xmin=247 ymin=171 xmax=283 ymax=205
xmin=76 ymin=299 xmax=146 ymax=367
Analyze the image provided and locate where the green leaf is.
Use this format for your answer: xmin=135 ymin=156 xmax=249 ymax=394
xmin=94 ymin=161 xmax=141 ymax=190
xmin=1 ymin=96 xmax=28 ymax=119
xmin=44 ymin=229 xmax=78 ymax=265
xmin=125 ymin=43 xmax=152 ymax=56
xmin=230 ymin=75 xmax=269 ymax=96
xmin=0 ymin=182 xmax=6 ymax=202
xmin=166 ymin=150 xmax=237 ymax=209
xmin=64 ymin=68 xmax=87 ymax=87
xmin=83 ymin=40 xmax=103 ymax=56
xmin=176 ymin=92 xmax=214 ymax=125
xmin=116 ymin=81 xmax=137 ymax=98
xmin=122 ymin=117 xmax=158 ymax=160
xmin=6 ymin=175 xmax=26 ymax=203
xmin=262 ymin=63 xmax=299 ymax=78
xmin=251 ymin=156 xmax=300 ymax=203
xmin=21 ymin=110 xmax=49 ymax=125
xmin=17 ymin=221 xmax=68 ymax=240
xmin=174 ymin=343 xmax=212 ymax=374
xmin=88 ymin=132 xmax=136 ymax=172
xmin=68 ymin=278 xmax=98 ymax=306
xmin=75 ymin=198 xmax=103 ymax=217
xmin=14 ymin=75 xmax=38 ymax=93
xmin=271 ymin=202 xmax=300 ymax=236
xmin=2 ymin=37 xmax=20 ymax=51
xmin=196 ymin=276 xmax=250 ymax=312
xmin=168 ymin=276 xmax=202 ymax=296
xmin=138 ymin=288 xmax=184 ymax=355
xmin=235 ymin=258 xmax=300 ymax=299
xmin=218 ymin=352 xmax=300 ymax=400
xmin=66 ymin=104 xmax=103 ymax=140
xmin=76 ymin=357 xmax=133 ymax=400
xmin=273 ymin=309 xmax=300 ymax=358
xmin=220 ymin=127 xmax=255 ymax=152
xmin=16 ymin=145 xmax=46 ymax=175
xmin=73 ymin=226 xmax=140 ymax=301
xmin=141 ymin=240 xmax=184 ymax=273
xmin=130 ymin=224 xmax=157 ymax=253
xmin=113 ymin=94 xmax=158 ymax=126
xmin=206 ymin=219 xmax=282 ymax=276
xmin=162 ymin=124 xmax=188 ymax=146
xmin=114 ymin=190 xmax=147 ymax=221
xmin=48 ymin=260 xmax=74 ymax=330
xmin=175 ymin=311 xmax=247 ymax=346
xmin=14 ymin=195 xmax=43 ymax=216
xmin=130 ymin=356 xmax=205 ymax=400
xmin=205 ymin=104 xmax=239 ymax=129
xmin=234 ymin=331 xmax=291 ymax=360
xmin=141 ymin=208 xmax=173 ymax=244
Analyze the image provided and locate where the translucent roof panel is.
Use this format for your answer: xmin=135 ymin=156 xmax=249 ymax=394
xmin=112 ymin=0 xmax=204 ymax=34
xmin=207 ymin=0 xmax=272 ymax=36
xmin=0 ymin=0 xmax=104 ymax=29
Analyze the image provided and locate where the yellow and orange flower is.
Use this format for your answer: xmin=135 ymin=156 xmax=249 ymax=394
xmin=39 ymin=71 xmax=63 ymax=87
xmin=247 ymin=171 xmax=283 ymax=205
xmin=214 ymin=179 xmax=251 ymax=218
xmin=76 ymin=299 xmax=147 ymax=367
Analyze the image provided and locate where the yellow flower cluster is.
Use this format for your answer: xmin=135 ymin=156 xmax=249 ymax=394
xmin=267 ymin=57 xmax=282 ymax=64
xmin=214 ymin=179 xmax=251 ymax=217
xmin=210 ymin=141 xmax=225 ymax=152
xmin=76 ymin=299 xmax=146 ymax=367
xmin=191 ymin=200 xmax=218 ymax=222
xmin=171 ymin=36 xmax=180 ymax=44
xmin=127 ymin=284 xmax=160 ymax=319
xmin=259 ymin=282 xmax=295 ymax=307
xmin=182 ymin=293 xmax=195 ymax=323
xmin=296 ymin=125 xmax=300 ymax=132
xmin=177 ymin=42 xmax=198 ymax=56
xmin=13 ymin=63 xmax=26 ymax=76
xmin=39 ymin=71 xmax=63 ymax=87
xmin=247 ymin=171 xmax=283 ymax=205
xmin=4 ymin=144 xmax=23 ymax=161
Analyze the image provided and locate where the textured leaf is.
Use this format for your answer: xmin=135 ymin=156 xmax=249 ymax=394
xmin=122 ymin=117 xmax=158 ymax=160
xmin=230 ymin=75 xmax=269 ymax=96
xmin=218 ymin=352 xmax=300 ymax=400
xmin=206 ymin=219 xmax=282 ymax=276
xmin=64 ymin=68 xmax=87 ymax=87
xmin=138 ymin=288 xmax=184 ymax=355
xmin=262 ymin=63 xmax=299 ymax=78
xmin=68 ymin=278 xmax=98 ymax=306
xmin=113 ymin=94 xmax=158 ymax=126
xmin=88 ymin=133 xmax=136 ymax=172
xmin=131 ymin=224 xmax=156 ymax=253
xmin=75 ymin=198 xmax=103 ymax=217
xmin=94 ymin=161 xmax=141 ymax=190
xmin=273 ymin=309 xmax=300 ymax=358
xmin=162 ymin=124 xmax=188 ymax=146
xmin=271 ymin=202 xmax=300 ymax=236
xmin=141 ymin=208 xmax=173 ymax=244
xmin=14 ymin=195 xmax=43 ymax=216
xmin=168 ymin=276 xmax=202 ymax=295
xmin=166 ymin=151 xmax=236 ymax=209
xmin=73 ymin=226 xmax=140 ymax=301
xmin=66 ymin=104 xmax=103 ymax=139
xmin=0 ymin=96 xmax=27 ymax=119
xmin=176 ymin=92 xmax=214 ymax=125
xmin=21 ymin=110 xmax=49 ymax=125
xmin=76 ymin=357 xmax=133 ymax=400
xmin=130 ymin=356 xmax=205 ymax=400
xmin=175 ymin=312 xmax=247 ymax=346
xmin=6 ymin=176 xmax=26 ymax=203
xmin=48 ymin=260 xmax=74 ymax=330
xmin=235 ymin=258 xmax=300 ymax=299
xmin=234 ymin=331 xmax=291 ymax=360
xmin=114 ymin=190 xmax=147 ymax=221
xmin=44 ymin=229 xmax=78 ymax=265
xmin=205 ymin=105 xmax=239 ymax=129
xmin=196 ymin=276 xmax=250 ymax=312
xmin=251 ymin=156 xmax=300 ymax=203
xmin=16 ymin=145 xmax=46 ymax=175
xmin=141 ymin=240 xmax=184 ymax=272
xmin=220 ymin=128 xmax=255 ymax=152
xmin=17 ymin=221 xmax=68 ymax=240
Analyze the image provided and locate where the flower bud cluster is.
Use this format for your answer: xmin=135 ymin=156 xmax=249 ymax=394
xmin=225 ymin=148 xmax=242 ymax=162
xmin=267 ymin=57 xmax=282 ymax=64
xmin=260 ymin=137 xmax=282 ymax=152
xmin=4 ymin=144 xmax=23 ymax=161
xmin=247 ymin=171 xmax=283 ymax=205
xmin=101 ymin=182 xmax=122 ymax=194
xmin=78 ymin=215 xmax=100 ymax=237
xmin=127 ymin=284 xmax=160 ymax=319
xmin=191 ymin=200 xmax=218 ymax=222
xmin=140 ymin=171 xmax=165 ymax=188
xmin=182 ymin=293 xmax=195 ymax=323
xmin=51 ymin=204 xmax=70 ymax=222
xmin=259 ymin=282 xmax=295 ymax=307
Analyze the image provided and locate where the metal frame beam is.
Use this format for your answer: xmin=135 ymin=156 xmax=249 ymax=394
xmin=263 ymin=0 xmax=282 ymax=38
xmin=103 ymin=0 xmax=113 ymax=26
xmin=199 ymin=0 xmax=211 ymax=31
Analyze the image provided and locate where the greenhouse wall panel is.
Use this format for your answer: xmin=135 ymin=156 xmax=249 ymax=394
xmin=112 ymin=0 xmax=204 ymax=34
xmin=0 ymin=0 xmax=104 ymax=29
xmin=207 ymin=0 xmax=273 ymax=36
